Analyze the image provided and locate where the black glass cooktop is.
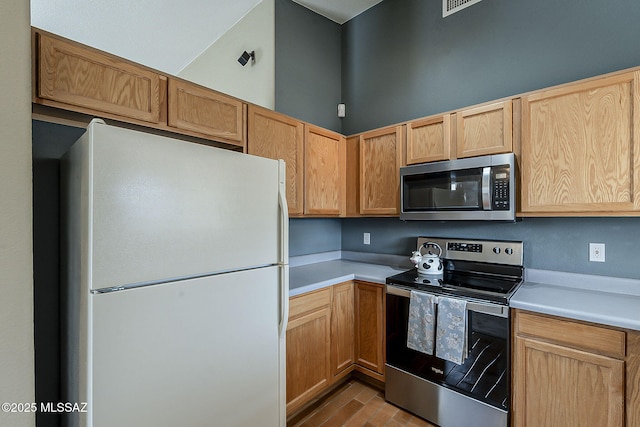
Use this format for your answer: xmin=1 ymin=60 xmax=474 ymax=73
xmin=386 ymin=260 xmax=523 ymax=305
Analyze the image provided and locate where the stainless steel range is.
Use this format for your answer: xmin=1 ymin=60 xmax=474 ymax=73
xmin=385 ymin=237 xmax=524 ymax=427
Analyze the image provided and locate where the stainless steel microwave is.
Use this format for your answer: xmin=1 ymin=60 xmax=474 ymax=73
xmin=400 ymin=153 xmax=516 ymax=221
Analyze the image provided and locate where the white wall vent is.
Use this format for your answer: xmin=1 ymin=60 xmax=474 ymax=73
xmin=443 ymin=0 xmax=483 ymax=17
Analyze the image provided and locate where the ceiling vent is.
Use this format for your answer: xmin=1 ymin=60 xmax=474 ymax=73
xmin=443 ymin=0 xmax=483 ymax=17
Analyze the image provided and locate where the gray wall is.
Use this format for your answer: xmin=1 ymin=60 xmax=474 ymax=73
xmin=341 ymin=0 xmax=640 ymax=134
xmin=337 ymin=0 xmax=640 ymax=279
xmin=277 ymin=0 xmax=640 ymax=279
xmin=275 ymin=0 xmax=343 ymax=132
xmin=290 ymin=218 xmax=342 ymax=256
xmin=342 ymin=218 xmax=640 ymax=280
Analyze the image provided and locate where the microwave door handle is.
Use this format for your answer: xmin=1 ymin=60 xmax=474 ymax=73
xmin=482 ymin=167 xmax=491 ymax=210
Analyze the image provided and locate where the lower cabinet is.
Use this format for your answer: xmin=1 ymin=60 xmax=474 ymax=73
xmin=286 ymin=280 xmax=385 ymax=417
xmin=512 ymin=310 xmax=640 ymax=427
xmin=331 ymin=282 xmax=355 ymax=377
xmin=355 ymin=282 xmax=385 ymax=379
xmin=286 ymin=288 xmax=332 ymax=416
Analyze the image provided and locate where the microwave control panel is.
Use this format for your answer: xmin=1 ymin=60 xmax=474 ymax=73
xmin=492 ymin=167 xmax=510 ymax=210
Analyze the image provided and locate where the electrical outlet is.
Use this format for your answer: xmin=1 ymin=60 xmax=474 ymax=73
xmin=363 ymin=232 xmax=371 ymax=245
xmin=589 ymin=243 xmax=605 ymax=262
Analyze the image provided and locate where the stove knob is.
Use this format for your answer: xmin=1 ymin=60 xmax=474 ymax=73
xmin=505 ymin=247 xmax=514 ymax=255
xmin=493 ymin=247 xmax=501 ymax=254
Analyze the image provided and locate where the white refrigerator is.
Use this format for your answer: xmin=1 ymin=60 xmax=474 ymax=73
xmin=61 ymin=119 xmax=288 ymax=427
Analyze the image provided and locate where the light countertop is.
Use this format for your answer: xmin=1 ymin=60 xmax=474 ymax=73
xmin=290 ymin=252 xmax=640 ymax=331
xmin=511 ymin=269 xmax=640 ymax=331
xmin=289 ymin=259 xmax=406 ymax=297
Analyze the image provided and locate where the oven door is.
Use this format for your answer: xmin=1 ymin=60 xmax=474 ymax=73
xmin=385 ymin=285 xmax=509 ymax=427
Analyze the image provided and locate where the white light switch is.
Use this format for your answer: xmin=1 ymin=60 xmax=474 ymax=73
xmin=363 ymin=232 xmax=370 ymax=245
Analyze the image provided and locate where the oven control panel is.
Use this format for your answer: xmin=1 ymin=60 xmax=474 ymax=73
xmin=447 ymin=242 xmax=482 ymax=253
xmin=418 ymin=237 xmax=523 ymax=266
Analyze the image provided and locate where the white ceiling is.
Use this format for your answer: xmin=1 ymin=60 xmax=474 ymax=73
xmin=292 ymin=0 xmax=383 ymax=24
xmin=31 ymin=0 xmax=380 ymax=75
xmin=31 ymin=0 xmax=263 ymax=74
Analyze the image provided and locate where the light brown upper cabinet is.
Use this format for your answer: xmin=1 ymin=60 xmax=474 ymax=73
xmin=406 ymin=114 xmax=452 ymax=164
xmin=35 ymin=31 xmax=162 ymax=124
xmin=520 ymin=71 xmax=640 ymax=214
xmin=406 ymin=100 xmax=512 ymax=165
xmin=167 ymin=78 xmax=245 ymax=147
xmin=345 ymin=135 xmax=362 ymax=217
xmin=358 ymin=125 xmax=405 ymax=215
xmin=304 ymin=125 xmax=346 ymax=216
xmin=456 ymin=100 xmax=513 ymax=159
xmin=247 ymin=105 xmax=304 ymax=215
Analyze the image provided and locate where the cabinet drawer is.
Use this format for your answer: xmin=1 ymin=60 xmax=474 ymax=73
xmin=514 ymin=310 xmax=626 ymax=359
xmin=289 ymin=288 xmax=332 ymax=320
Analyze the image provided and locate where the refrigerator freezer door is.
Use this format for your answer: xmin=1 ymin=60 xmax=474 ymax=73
xmin=87 ymin=267 xmax=283 ymax=427
xmin=79 ymin=121 xmax=281 ymax=291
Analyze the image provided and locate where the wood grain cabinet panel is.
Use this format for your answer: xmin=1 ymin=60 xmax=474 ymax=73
xmin=355 ymin=282 xmax=385 ymax=377
xmin=407 ymin=115 xmax=452 ymax=164
xmin=512 ymin=310 xmax=628 ymax=427
xmin=456 ymin=100 xmax=512 ymax=158
xmin=514 ymin=336 xmax=624 ymax=427
xmin=331 ymin=282 xmax=355 ymax=377
xmin=37 ymin=32 xmax=161 ymax=123
xmin=521 ymin=71 xmax=640 ymax=214
xmin=627 ymin=331 xmax=640 ymax=427
xmin=359 ymin=126 xmax=405 ymax=215
xmin=286 ymin=289 xmax=332 ymax=416
xmin=286 ymin=281 xmax=388 ymax=415
xmin=247 ymin=105 xmax=304 ymax=215
xmin=515 ymin=310 xmax=626 ymax=358
xmin=167 ymin=78 xmax=244 ymax=146
xmin=304 ymin=125 xmax=346 ymax=216
xmin=345 ymin=136 xmax=362 ymax=217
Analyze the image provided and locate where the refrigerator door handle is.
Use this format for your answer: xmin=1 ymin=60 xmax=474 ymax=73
xmin=277 ymin=160 xmax=289 ymax=264
xmin=277 ymin=159 xmax=289 ymax=336
xmin=279 ymin=265 xmax=289 ymax=336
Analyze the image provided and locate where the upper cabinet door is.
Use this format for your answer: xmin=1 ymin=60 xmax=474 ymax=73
xmin=304 ymin=125 xmax=346 ymax=216
xmin=456 ymin=100 xmax=513 ymax=158
xmin=521 ymin=71 xmax=640 ymax=214
xmin=406 ymin=115 xmax=452 ymax=164
xmin=359 ymin=125 xmax=405 ymax=215
xmin=167 ymin=78 xmax=244 ymax=146
xmin=247 ymin=105 xmax=304 ymax=216
xmin=37 ymin=32 xmax=162 ymax=123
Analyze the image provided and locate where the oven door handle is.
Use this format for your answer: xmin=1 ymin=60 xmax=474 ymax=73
xmin=386 ymin=284 xmax=508 ymax=318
